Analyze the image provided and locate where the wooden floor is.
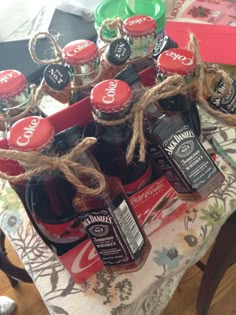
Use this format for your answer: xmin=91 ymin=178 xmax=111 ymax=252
xmin=1 ymin=239 xmax=236 ymax=315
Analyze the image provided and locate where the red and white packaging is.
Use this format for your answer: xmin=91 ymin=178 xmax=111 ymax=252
xmin=0 ymin=67 xmax=193 ymax=284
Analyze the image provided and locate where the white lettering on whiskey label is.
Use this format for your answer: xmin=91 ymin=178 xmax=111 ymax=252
xmin=208 ymin=78 xmax=236 ymax=114
xmin=79 ymin=194 xmax=145 ymax=266
xmin=164 ymin=128 xmax=195 ymax=156
xmin=162 ymin=126 xmax=217 ymax=189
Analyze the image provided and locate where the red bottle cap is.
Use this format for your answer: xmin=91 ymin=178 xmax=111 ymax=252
xmin=90 ymin=79 xmax=132 ymax=112
xmin=62 ymin=39 xmax=99 ymax=65
xmin=8 ymin=116 xmax=55 ymax=152
xmin=0 ymin=70 xmax=27 ymax=100
xmin=157 ymin=48 xmax=197 ymax=76
xmin=123 ymin=15 xmax=157 ymax=37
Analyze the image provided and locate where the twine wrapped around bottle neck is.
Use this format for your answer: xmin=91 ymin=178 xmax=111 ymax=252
xmin=0 ymin=137 xmax=106 ymax=196
xmin=126 ymin=75 xmax=187 ymax=163
xmin=188 ymin=33 xmax=236 ymax=126
xmin=98 ymin=18 xmax=125 ymax=44
xmin=98 ymin=18 xmax=154 ymax=67
xmin=29 ymin=32 xmax=103 ymax=90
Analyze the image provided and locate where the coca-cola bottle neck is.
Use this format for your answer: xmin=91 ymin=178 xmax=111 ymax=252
xmin=93 ymin=102 xmax=132 ymax=122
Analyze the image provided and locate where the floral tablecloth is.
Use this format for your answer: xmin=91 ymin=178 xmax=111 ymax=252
xmin=0 ymin=117 xmax=236 ymax=315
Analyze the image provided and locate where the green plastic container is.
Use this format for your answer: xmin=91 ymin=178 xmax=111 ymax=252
xmin=94 ymin=0 xmax=130 ymax=40
xmin=94 ymin=0 xmax=166 ymax=41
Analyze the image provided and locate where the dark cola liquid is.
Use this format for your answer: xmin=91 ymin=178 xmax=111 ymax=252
xmin=24 ymin=125 xmax=90 ymax=256
xmin=93 ymin=120 xmax=152 ymax=196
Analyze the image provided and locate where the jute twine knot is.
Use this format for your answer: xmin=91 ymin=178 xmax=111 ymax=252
xmin=98 ymin=18 xmax=125 ymax=44
xmin=0 ymin=137 xmax=106 ymax=196
xmin=188 ymin=32 xmax=236 ymax=126
xmin=29 ymin=32 xmax=103 ymax=92
xmin=126 ymin=74 xmax=187 ymax=163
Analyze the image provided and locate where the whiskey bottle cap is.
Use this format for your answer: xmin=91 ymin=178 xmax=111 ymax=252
xmin=106 ymin=38 xmax=131 ymax=66
xmin=152 ymin=35 xmax=178 ymax=60
xmin=8 ymin=116 xmax=55 ymax=152
xmin=62 ymin=39 xmax=99 ymax=65
xmin=114 ymin=64 xmax=140 ymax=86
xmin=123 ymin=15 xmax=157 ymax=37
xmin=44 ymin=64 xmax=70 ymax=91
xmin=90 ymin=79 xmax=132 ymax=112
xmin=157 ymin=48 xmax=196 ymax=76
xmin=0 ymin=70 xmax=27 ymax=100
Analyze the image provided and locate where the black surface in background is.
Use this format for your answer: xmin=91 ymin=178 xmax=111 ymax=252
xmin=0 ymin=9 xmax=97 ymax=85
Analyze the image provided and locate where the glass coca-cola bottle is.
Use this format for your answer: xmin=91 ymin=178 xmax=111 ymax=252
xmin=62 ymin=39 xmax=100 ymax=104
xmin=123 ymin=15 xmax=157 ymax=59
xmin=0 ymin=69 xmax=46 ymax=130
xmin=156 ymin=48 xmax=201 ymax=137
xmin=90 ymin=79 xmax=153 ymax=196
xmin=72 ymin=150 xmax=151 ymax=274
xmin=7 ymin=116 xmax=87 ymax=256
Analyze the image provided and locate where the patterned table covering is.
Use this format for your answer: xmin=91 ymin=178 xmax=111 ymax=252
xmin=0 ymin=121 xmax=236 ymax=315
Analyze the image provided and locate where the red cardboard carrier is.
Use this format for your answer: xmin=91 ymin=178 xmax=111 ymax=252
xmin=0 ymin=67 xmax=192 ymax=284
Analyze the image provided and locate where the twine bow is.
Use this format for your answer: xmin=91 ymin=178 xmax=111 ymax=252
xmin=126 ymin=75 xmax=187 ymax=163
xmin=0 ymin=137 xmax=106 ymax=196
xmin=98 ymin=17 xmax=125 ymax=44
xmin=29 ymin=32 xmax=104 ymax=91
xmin=28 ymin=32 xmax=64 ymax=65
xmin=188 ymin=33 xmax=236 ymax=126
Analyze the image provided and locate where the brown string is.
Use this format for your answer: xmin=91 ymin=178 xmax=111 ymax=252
xmin=126 ymin=75 xmax=187 ymax=163
xmin=187 ymin=32 xmax=236 ymax=126
xmin=98 ymin=18 xmax=125 ymax=44
xmin=92 ymin=111 xmax=132 ymax=127
xmin=28 ymin=32 xmax=64 ymax=65
xmin=0 ymin=137 xmax=106 ymax=196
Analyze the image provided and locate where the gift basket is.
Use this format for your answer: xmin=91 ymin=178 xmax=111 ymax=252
xmin=0 ymin=0 xmax=233 ymax=284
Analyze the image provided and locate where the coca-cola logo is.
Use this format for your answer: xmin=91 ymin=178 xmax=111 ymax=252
xmin=71 ymin=241 xmax=99 ymax=274
xmin=166 ymin=0 xmax=186 ymax=20
xmin=129 ymin=181 xmax=165 ymax=206
xmin=164 ymin=51 xmax=194 ymax=66
xmin=66 ymin=41 xmax=91 ymax=57
xmin=0 ymin=70 xmax=21 ymax=84
xmin=16 ymin=117 xmax=40 ymax=146
xmin=102 ymin=80 xmax=118 ymax=104
xmin=127 ymin=16 xmax=152 ymax=26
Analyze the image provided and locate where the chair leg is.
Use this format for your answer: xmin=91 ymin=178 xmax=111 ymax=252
xmin=0 ymin=228 xmax=33 ymax=287
xmin=196 ymin=212 xmax=236 ymax=315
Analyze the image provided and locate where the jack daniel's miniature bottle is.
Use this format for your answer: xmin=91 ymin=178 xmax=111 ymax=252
xmin=90 ymin=79 xmax=153 ymax=196
xmin=204 ymin=71 xmax=236 ymax=114
xmin=73 ymin=151 xmax=151 ymax=274
xmin=100 ymin=38 xmax=131 ymax=80
xmin=144 ymin=109 xmax=225 ymax=201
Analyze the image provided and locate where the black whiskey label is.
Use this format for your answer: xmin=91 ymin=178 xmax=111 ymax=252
xmin=149 ymin=146 xmax=191 ymax=194
xmin=108 ymin=38 xmax=131 ymax=65
xmin=44 ymin=64 xmax=70 ymax=91
xmin=208 ymin=78 xmax=236 ymax=114
xmin=79 ymin=194 xmax=145 ymax=266
xmin=162 ymin=126 xmax=217 ymax=190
